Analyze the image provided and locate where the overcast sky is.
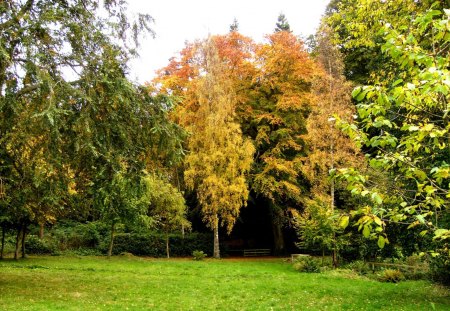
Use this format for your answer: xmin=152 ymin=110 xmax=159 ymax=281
xmin=127 ymin=0 xmax=330 ymax=83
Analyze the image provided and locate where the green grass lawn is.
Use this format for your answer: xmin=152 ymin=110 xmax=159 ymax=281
xmin=0 ymin=256 xmax=449 ymax=310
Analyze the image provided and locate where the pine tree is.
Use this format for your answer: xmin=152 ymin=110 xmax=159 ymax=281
xmin=275 ymin=13 xmax=291 ymax=32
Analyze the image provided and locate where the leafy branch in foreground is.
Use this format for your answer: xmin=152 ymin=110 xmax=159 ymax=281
xmin=337 ymin=8 xmax=449 ymax=255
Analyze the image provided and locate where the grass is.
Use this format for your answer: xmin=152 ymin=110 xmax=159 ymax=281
xmin=0 ymin=256 xmax=449 ymax=310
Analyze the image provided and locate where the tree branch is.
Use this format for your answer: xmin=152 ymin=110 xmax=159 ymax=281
xmin=0 ymin=0 xmax=34 ymax=31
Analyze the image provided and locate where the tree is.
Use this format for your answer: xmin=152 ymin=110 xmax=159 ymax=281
xmin=336 ymin=7 xmax=449 ymax=258
xmin=275 ymin=13 xmax=291 ymax=32
xmin=0 ymin=0 xmax=188 ymax=259
xmin=154 ymin=29 xmax=322 ymax=255
xmin=293 ymin=201 xmax=350 ymax=264
xmin=249 ymin=31 xmax=318 ymax=253
xmin=141 ymin=174 xmax=190 ymax=258
xmin=324 ymin=0 xmax=439 ymax=84
xmin=297 ymin=25 xmax=364 ymax=266
xmin=229 ymin=18 xmax=239 ymax=32
xmin=183 ymin=39 xmax=255 ymax=259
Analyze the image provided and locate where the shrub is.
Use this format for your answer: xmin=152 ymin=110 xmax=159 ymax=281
xmin=192 ymin=250 xmax=207 ymax=261
xmin=49 ymin=221 xmax=109 ymax=250
xmin=429 ymin=255 xmax=450 ymax=285
xmin=109 ymin=232 xmax=213 ymax=257
xmin=379 ymin=269 xmax=404 ymax=283
xmin=26 ymin=235 xmax=57 ymax=255
xmin=345 ymin=260 xmax=370 ymax=275
xmin=293 ymin=256 xmax=321 ymax=273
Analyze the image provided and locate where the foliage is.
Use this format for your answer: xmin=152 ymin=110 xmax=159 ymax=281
xmin=324 ymin=0 xmax=439 ymax=84
xmin=141 ymin=173 xmax=190 ymax=236
xmin=192 ymin=250 xmax=207 ymax=261
xmin=378 ymin=269 xmax=405 ymax=283
xmin=108 ymin=232 xmax=213 ymax=257
xmin=292 ymin=256 xmax=321 ymax=273
xmin=48 ymin=221 xmax=110 ymax=250
xmin=25 ymin=235 xmax=57 ymax=255
xmin=295 ymin=23 xmax=365 ymax=264
xmin=294 ymin=202 xmax=348 ymax=254
xmin=336 ymin=7 xmax=450 ymax=259
xmin=429 ymin=254 xmax=450 ymax=285
xmin=154 ymin=27 xmax=321 ymax=254
xmin=182 ymin=39 xmax=254 ymax=258
xmin=0 ymin=0 xmax=151 ymax=210
xmin=275 ymin=13 xmax=291 ymax=32
xmin=344 ymin=260 xmax=370 ymax=275
xmin=0 ymin=0 xmax=191 ymax=260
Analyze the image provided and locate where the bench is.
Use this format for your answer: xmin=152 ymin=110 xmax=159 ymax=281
xmin=243 ymin=249 xmax=271 ymax=257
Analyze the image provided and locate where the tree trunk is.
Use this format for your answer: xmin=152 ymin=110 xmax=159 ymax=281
xmin=39 ymin=223 xmax=44 ymax=239
xmin=166 ymin=233 xmax=170 ymax=259
xmin=107 ymin=222 xmax=116 ymax=258
xmin=14 ymin=226 xmax=22 ymax=260
xmin=272 ymin=220 xmax=285 ymax=255
xmin=332 ymin=238 xmax=338 ymax=268
xmin=1 ymin=225 xmax=5 ymax=259
xmin=21 ymin=224 xmax=27 ymax=259
xmin=213 ymin=216 xmax=220 ymax=259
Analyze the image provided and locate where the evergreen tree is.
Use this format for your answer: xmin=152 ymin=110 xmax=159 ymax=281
xmin=229 ymin=18 xmax=239 ymax=32
xmin=275 ymin=13 xmax=291 ymax=32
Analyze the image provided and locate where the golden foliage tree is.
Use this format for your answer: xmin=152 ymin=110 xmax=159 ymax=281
xmin=183 ymin=39 xmax=254 ymax=258
xmin=298 ymin=25 xmax=364 ymax=266
xmin=249 ymin=31 xmax=319 ymax=253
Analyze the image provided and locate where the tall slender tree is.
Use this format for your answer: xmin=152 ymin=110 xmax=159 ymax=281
xmin=183 ymin=39 xmax=254 ymax=258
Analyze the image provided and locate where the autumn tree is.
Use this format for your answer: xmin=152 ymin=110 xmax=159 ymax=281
xmin=297 ymin=25 xmax=364 ymax=266
xmin=155 ymin=25 xmax=324 ymax=254
xmin=249 ymin=30 xmax=318 ymax=253
xmin=183 ymin=39 xmax=254 ymax=259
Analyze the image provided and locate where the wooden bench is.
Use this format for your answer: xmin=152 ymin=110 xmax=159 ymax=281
xmin=243 ymin=249 xmax=271 ymax=257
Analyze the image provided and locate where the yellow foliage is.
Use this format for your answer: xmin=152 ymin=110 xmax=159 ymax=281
xmin=183 ymin=39 xmax=255 ymax=233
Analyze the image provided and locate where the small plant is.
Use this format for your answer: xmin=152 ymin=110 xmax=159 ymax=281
xmin=346 ymin=260 xmax=369 ymax=275
xmin=379 ymin=269 xmax=404 ymax=283
xmin=405 ymin=254 xmax=423 ymax=267
xmin=192 ymin=250 xmax=207 ymax=261
xmin=293 ymin=256 xmax=321 ymax=273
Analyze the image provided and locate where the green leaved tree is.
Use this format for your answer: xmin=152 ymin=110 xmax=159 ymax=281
xmin=336 ymin=7 xmax=449 ymax=264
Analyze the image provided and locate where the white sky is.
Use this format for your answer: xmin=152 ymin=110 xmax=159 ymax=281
xmin=127 ymin=0 xmax=330 ymax=83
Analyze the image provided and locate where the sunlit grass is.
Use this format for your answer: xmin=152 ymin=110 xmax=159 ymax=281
xmin=0 ymin=256 xmax=449 ymax=310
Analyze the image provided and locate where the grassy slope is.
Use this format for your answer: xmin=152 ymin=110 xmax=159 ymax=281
xmin=0 ymin=256 xmax=448 ymax=310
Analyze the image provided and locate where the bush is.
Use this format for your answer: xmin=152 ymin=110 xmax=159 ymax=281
xmin=192 ymin=250 xmax=207 ymax=261
xmin=109 ymin=232 xmax=214 ymax=257
xmin=26 ymin=235 xmax=57 ymax=255
xmin=345 ymin=260 xmax=370 ymax=275
xmin=379 ymin=269 xmax=404 ymax=283
xmin=429 ymin=255 xmax=450 ymax=285
xmin=39 ymin=221 xmax=110 ymax=251
xmin=293 ymin=256 xmax=321 ymax=273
